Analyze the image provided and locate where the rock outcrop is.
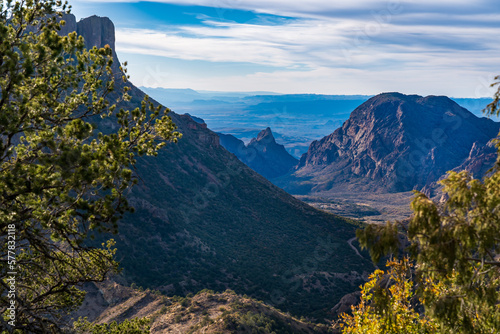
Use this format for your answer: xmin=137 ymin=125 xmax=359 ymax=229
xmin=57 ymin=14 xmax=120 ymax=73
xmin=77 ymin=15 xmax=116 ymax=50
xmin=330 ymin=291 xmax=361 ymax=317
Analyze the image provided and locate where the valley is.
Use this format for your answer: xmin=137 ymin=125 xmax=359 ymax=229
xmin=185 ymin=92 xmax=499 ymax=224
xmin=296 ymin=192 xmax=414 ymax=224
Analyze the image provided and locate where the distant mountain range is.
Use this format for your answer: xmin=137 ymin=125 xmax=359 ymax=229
xmin=140 ymin=87 xmax=279 ymax=103
xmin=141 ymin=87 xmax=372 ymax=158
xmin=71 ymin=14 xmax=373 ymax=322
xmin=278 ymin=93 xmax=499 ymax=196
xmin=141 ymin=86 xmax=498 ymax=161
xmin=218 ymin=128 xmax=298 ymax=179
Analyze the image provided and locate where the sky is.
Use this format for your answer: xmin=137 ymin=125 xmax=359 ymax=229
xmin=69 ymin=0 xmax=500 ymax=97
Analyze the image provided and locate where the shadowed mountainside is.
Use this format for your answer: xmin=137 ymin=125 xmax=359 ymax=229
xmin=218 ymin=128 xmax=298 ymax=179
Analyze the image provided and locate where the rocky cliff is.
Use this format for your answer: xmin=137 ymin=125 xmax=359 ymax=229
xmin=57 ymin=14 xmax=120 ymax=73
xmin=284 ymin=93 xmax=499 ymax=194
xmin=77 ymin=15 xmax=115 ymax=50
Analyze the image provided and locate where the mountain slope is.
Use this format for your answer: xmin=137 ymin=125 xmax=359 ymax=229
xmin=218 ymin=128 xmax=299 ymax=179
xmin=282 ymin=93 xmax=499 ymax=195
xmin=217 ymin=133 xmax=247 ymax=157
xmin=73 ymin=14 xmax=373 ymax=321
xmin=116 ymin=112 xmax=370 ymax=320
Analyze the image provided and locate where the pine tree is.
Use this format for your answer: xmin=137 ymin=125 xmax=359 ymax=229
xmin=0 ymin=1 xmax=179 ymax=332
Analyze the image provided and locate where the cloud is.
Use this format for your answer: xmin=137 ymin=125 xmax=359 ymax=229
xmin=74 ymin=0 xmax=500 ymax=21
xmin=115 ymin=9 xmax=500 ymax=70
xmin=74 ymin=0 xmax=500 ymax=96
xmin=116 ymin=28 xmax=298 ymax=67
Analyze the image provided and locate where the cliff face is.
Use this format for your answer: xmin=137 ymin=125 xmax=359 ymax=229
xmin=77 ymin=15 xmax=115 ymax=50
xmin=218 ymin=133 xmax=247 ymax=156
xmin=58 ymin=14 xmax=115 ymax=50
xmin=59 ymin=13 xmax=77 ymax=36
xmin=57 ymin=14 xmax=120 ymax=73
xmin=452 ymin=142 xmax=498 ymax=176
xmin=218 ymin=128 xmax=298 ymax=179
xmin=285 ymin=93 xmax=499 ymax=194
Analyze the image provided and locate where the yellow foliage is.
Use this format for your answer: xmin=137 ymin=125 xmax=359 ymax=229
xmin=339 ymin=258 xmax=438 ymax=334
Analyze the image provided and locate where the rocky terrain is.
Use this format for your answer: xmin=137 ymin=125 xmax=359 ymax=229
xmin=71 ymin=281 xmax=333 ymax=333
xmin=218 ymin=128 xmax=298 ymax=179
xmin=280 ymin=93 xmax=500 ymax=196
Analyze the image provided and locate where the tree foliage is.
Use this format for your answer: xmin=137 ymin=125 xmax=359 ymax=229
xmin=340 ymin=258 xmax=438 ymax=333
xmin=73 ymin=317 xmax=150 ymax=334
xmin=351 ymin=78 xmax=500 ymax=333
xmin=0 ymin=0 xmax=179 ymax=332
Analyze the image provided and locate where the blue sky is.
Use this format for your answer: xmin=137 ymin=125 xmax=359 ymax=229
xmin=70 ymin=0 xmax=500 ymax=97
